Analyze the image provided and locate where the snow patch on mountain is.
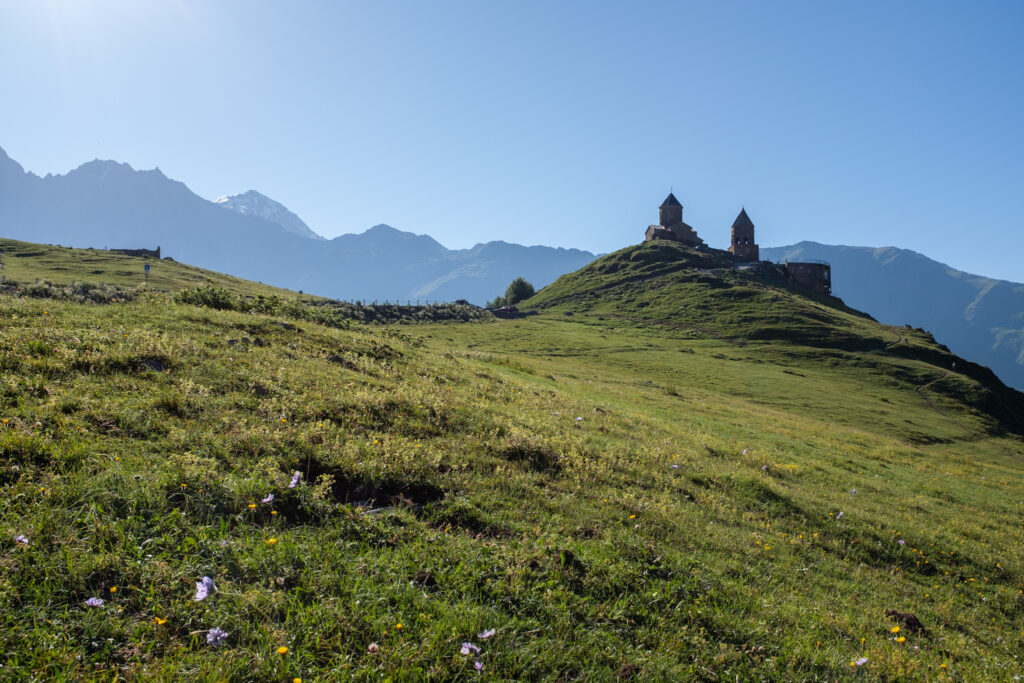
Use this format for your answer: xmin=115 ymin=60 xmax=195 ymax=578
xmin=214 ymin=190 xmax=324 ymax=240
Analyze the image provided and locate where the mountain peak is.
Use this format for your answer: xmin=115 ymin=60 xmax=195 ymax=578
xmin=329 ymin=223 xmax=447 ymax=253
xmin=0 ymin=145 xmax=26 ymax=178
xmin=78 ymin=158 xmax=136 ymax=173
xmin=214 ymin=190 xmax=324 ymax=240
xmin=365 ymin=223 xmax=401 ymax=234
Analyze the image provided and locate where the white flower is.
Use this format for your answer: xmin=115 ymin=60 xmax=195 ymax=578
xmin=207 ymin=627 xmax=228 ymax=647
xmin=195 ymin=576 xmax=215 ymax=601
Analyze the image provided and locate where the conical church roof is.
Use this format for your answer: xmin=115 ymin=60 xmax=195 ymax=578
xmin=660 ymin=192 xmax=682 ymax=208
xmin=732 ymin=208 xmax=754 ymax=230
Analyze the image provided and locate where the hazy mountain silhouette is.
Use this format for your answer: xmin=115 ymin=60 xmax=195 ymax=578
xmin=762 ymin=242 xmax=1024 ymax=391
xmin=0 ymin=146 xmax=595 ymax=304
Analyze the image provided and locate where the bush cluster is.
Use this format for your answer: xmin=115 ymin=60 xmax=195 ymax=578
xmin=173 ymin=286 xmax=491 ymax=325
xmin=6 ymin=280 xmax=140 ymax=304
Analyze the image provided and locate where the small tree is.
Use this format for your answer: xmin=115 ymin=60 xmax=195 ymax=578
xmin=488 ymin=277 xmax=535 ymax=308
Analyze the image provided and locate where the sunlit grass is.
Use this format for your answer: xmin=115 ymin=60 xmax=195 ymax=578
xmin=0 ymin=243 xmax=1022 ymax=680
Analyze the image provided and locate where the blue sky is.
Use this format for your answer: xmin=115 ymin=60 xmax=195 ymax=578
xmin=2 ymin=0 xmax=1022 ymax=281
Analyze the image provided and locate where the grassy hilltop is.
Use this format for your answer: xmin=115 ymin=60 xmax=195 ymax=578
xmin=1 ymin=239 xmax=1022 ymax=681
xmin=0 ymin=237 xmax=299 ymax=299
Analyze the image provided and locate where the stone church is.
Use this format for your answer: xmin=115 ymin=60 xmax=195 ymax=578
xmin=642 ymin=192 xmax=831 ymax=294
xmin=643 ymin=193 xmax=705 ymax=247
xmin=644 ymin=192 xmax=759 ymax=263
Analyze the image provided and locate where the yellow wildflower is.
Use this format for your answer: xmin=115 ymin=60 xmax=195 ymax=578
xmin=890 ymin=625 xmax=900 ymax=634
xmin=277 ymin=646 xmax=289 ymax=655
xmin=154 ymin=617 xmax=167 ymax=625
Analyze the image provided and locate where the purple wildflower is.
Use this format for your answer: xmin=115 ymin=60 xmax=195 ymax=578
xmin=477 ymin=628 xmax=496 ymax=639
xmin=194 ymin=576 xmax=215 ymax=601
xmin=289 ymin=471 xmax=301 ymax=488
xmin=851 ymin=488 xmax=857 ymax=494
xmin=84 ymin=597 xmax=104 ymax=607
xmin=761 ymin=465 xmax=768 ymax=471
xmin=836 ymin=511 xmax=844 ymax=519
xmin=474 ymin=661 xmax=484 ymax=672
xmin=13 ymin=534 xmax=28 ymax=545
xmin=575 ymin=417 xmax=582 ymax=422
xmin=897 ymin=539 xmax=905 ymax=546
xmin=672 ymin=464 xmax=679 ymax=469
xmin=261 ymin=493 xmax=275 ymax=504
xmin=742 ymin=449 xmax=748 ymax=455
xmin=207 ymin=627 xmax=229 ymax=647
xmin=553 ymin=411 xmax=559 ymax=415
xmin=854 ymin=657 xmax=868 ymax=666
xmin=460 ymin=642 xmax=481 ymax=655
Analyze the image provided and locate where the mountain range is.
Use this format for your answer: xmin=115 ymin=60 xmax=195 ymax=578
xmin=1 ymin=145 xmax=1022 ymax=390
xmin=0 ymin=147 xmax=595 ymax=305
xmin=761 ymin=243 xmax=1024 ymax=393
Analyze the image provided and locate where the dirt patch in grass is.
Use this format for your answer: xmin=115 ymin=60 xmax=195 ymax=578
xmin=298 ymin=458 xmax=444 ymax=509
xmin=72 ymin=353 xmax=173 ymax=376
xmin=491 ymin=436 xmax=562 ymax=474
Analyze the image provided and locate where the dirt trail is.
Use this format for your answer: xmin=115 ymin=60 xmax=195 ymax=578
xmin=884 ymin=333 xmax=906 ymax=350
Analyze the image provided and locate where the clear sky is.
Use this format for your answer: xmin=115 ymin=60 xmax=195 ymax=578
xmin=2 ymin=0 xmax=1022 ymax=281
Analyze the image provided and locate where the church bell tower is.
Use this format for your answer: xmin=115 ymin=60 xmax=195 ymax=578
xmin=728 ymin=208 xmax=759 ymax=262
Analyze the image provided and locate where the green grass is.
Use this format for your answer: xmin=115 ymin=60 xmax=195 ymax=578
xmin=0 ymin=237 xmax=302 ymax=298
xmin=0 ymin=240 xmax=1022 ymax=681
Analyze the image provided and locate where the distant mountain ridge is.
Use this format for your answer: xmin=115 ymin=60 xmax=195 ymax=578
xmin=762 ymin=242 xmax=1024 ymax=391
xmin=0 ymin=146 xmax=595 ymax=305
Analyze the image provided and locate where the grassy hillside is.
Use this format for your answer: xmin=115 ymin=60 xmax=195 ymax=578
xmin=0 ymin=237 xmax=300 ymax=298
xmin=526 ymin=240 xmax=1024 ymax=436
xmin=0 ymin=241 xmax=1022 ymax=680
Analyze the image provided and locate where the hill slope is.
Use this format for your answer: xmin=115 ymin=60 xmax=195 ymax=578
xmin=1 ymin=242 xmax=1022 ymax=680
xmin=763 ymin=241 xmax=1024 ymax=392
xmin=0 ymin=236 xmax=304 ymax=299
xmin=527 ymin=240 xmax=1024 ymax=436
